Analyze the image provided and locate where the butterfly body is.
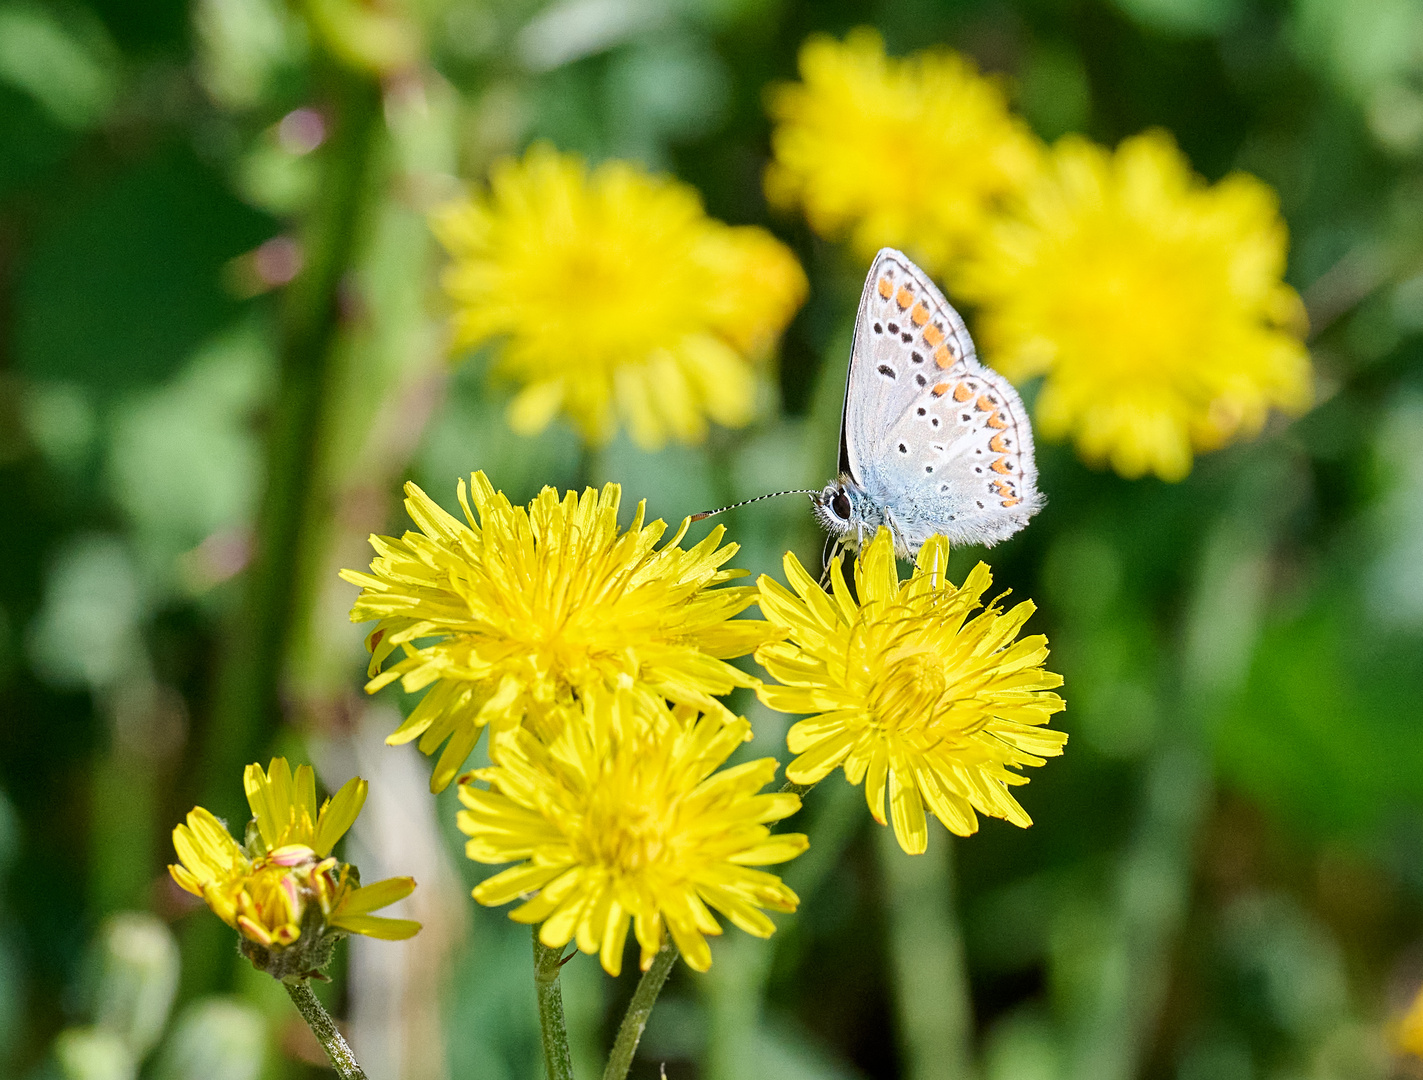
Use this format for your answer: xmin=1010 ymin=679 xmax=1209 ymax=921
xmin=811 ymin=249 xmax=1042 ymax=560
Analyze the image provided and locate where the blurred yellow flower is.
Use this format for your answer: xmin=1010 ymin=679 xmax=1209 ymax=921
xmin=1396 ymin=981 xmax=1423 ymax=1057
xmin=304 ymin=0 xmax=421 ymax=75
xmin=765 ymin=28 xmax=1041 ymax=277
xmin=458 ymin=692 xmax=807 ymax=975
xmin=170 ymin=759 xmax=419 ymax=979
xmin=431 ymin=144 xmax=806 ymax=449
xmin=342 ymin=472 xmax=776 ymax=792
xmin=959 ymin=130 xmax=1312 ymax=481
xmin=755 ymin=530 xmax=1065 ymax=854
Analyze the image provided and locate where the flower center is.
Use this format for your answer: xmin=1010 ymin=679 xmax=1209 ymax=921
xmin=1053 ymin=221 xmax=1220 ymax=379
xmin=578 ymin=785 xmax=674 ymax=878
xmin=539 ymin=224 xmax=701 ymax=363
xmin=870 ymin=647 xmax=952 ymax=734
xmin=240 ymin=860 xmax=309 ymax=934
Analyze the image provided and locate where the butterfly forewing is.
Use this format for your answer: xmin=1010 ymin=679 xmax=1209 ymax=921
xmin=844 ymin=249 xmax=1041 ymax=549
xmin=842 ymin=251 xmax=976 ymax=478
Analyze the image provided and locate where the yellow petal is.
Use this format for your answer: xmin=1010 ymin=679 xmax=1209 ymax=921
xmin=338 ymin=876 xmax=415 ymax=917
xmin=315 ymin=777 xmax=367 ymax=856
xmin=333 ymin=914 xmax=422 ymax=940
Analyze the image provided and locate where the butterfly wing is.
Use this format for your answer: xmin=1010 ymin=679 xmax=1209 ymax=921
xmin=844 ymin=248 xmax=1041 ymax=549
xmin=841 ymin=249 xmax=979 ymax=480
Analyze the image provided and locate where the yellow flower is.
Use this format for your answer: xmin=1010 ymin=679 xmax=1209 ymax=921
xmin=1396 ymin=981 xmax=1423 ymax=1058
xmin=457 ymin=691 xmax=807 ymax=975
xmin=170 ymin=759 xmax=419 ymax=979
xmin=431 ymin=144 xmax=806 ymax=449
xmin=764 ymin=28 xmax=1041 ymax=277
xmin=958 ymin=130 xmax=1312 ymax=481
xmin=341 ymin=472 xmax=776 ymax=793
xmin=754 ymin=529 xmax=1066 ymax=854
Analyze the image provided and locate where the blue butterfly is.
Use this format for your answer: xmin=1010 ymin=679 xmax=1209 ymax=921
xmin=694 ymin=249 xmax=1041 ymax=565
xmin=811 ymin=248 xmax=1042 ymax=562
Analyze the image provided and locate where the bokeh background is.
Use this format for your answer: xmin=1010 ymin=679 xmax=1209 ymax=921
xmin=4 ymin=0 xmax=1423 ymax=1078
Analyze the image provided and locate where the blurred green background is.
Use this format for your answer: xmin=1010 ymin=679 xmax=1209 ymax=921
xmin=4 ymin=0 xmax=1423 ymax=1078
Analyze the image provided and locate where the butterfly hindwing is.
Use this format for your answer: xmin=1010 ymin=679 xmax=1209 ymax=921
xmin=844 ymin=249 xmax=1041 ymax=550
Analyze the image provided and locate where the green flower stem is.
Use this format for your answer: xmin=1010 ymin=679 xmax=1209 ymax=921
xmin=700 ymin=778 xmax=861 ymax=1080
xmin=203 ymin=63 xmax=383 ymax=823
xmin=284 ymin=979 xmax=366 ymax=1080
xmin=533 ymin=928 xmax=576 ymax=1080
xmin=701 ymin=935 xmax=768 ymax=1080
xmin=1063 ymin=490 xmax=1283 ymax=1080
xmin=876 ymin=827 xmax=975 ymax=1080
xmin=1064 ymin=736 xmax=1209 ymax=1080
xmin=603 ymin=943 xmax=678 ymax=1080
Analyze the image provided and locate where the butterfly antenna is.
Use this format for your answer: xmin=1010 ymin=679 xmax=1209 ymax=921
xmin=689 ymin=490 xmax=818 ymax=522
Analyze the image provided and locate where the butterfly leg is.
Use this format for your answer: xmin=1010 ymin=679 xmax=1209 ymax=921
xmin=820 ymin=535 xmax=843 ymax=589
xmin=884 ymin=509 xmax=912 ymax=560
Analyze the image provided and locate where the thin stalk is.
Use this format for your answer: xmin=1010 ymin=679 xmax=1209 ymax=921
xmin=1064 ymin=515 xmax=1275 ymax=1080
xmin=700 ymin=778 xmax=858 ymax=1080
xmin=602 ymin=943 xmax=678 ymax=1080
xmin=700 ymin=936 xmax=770 ymax=1080
xmin=1063 ymin=737 xmax=1209 ymax=1080
xmin=202 ymin=65 xmax=383 ymax=823
xmin=1062 ymin=463 xmax=1288 ymax=1080
xmin=876 ymin=827 xmax=975 ymax=1080
xmin=284 ymin=979 xmax=366 ymax=1080
xmin=533 ymin=928 xmax=576 ymax=1080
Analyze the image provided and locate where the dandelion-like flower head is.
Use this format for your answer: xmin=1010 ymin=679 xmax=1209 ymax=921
xmin=765 ymin=28 xmax=1041 ymax=276
xmin=342 ymin=472 xmax=776 ymax=792
xmin=170 ymin=759 xmax=419 ymax=978
xmin=432 ymin=144 xmax=806 ymax=449
xmin=755 ymin=530 xmax=1066 ymax=853
xmin=959 ymin=130 xmax=1313 ymax=481
xmin=458 ymin=691 xmax=807 ymax=974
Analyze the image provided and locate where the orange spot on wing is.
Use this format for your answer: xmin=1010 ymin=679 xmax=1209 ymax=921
xmin=991 ymin=457 xmax=1012 ymax=474
xmin=991 ymin=479 xmax=1010 ymax=495
xmin=878 ymin=276 xmax=893 ymax=299
xmin=976 ymin=395 xmax=995 ymax=412
xmin=932 ymin=382 xmax=950 ymax=397
xmin=923 ymin=325 xmax=944 ymax=347
xmin=989 ymin=433 xmax=1008 ymax=453
xmin=934 ymin=345 xmax=954 ymax=368
xmin=896 ymin=286 xmax=913 ymax=310
xmin=952 ymin=383 xmax=972 ymax=402
xmin=1000 ymin=497 xmax=1022 ymax=508
xmin=986 ymin=412 xmax=1008 ymax=430
xmin=911 ymin=302 xmax=929 ymax=326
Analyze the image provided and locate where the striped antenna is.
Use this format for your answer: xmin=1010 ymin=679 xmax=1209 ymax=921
xmin=690 ymin=489 xmax=818 ymax=522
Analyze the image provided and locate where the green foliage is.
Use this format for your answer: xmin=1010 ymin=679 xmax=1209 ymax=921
xmin=2 ymin=0 xmax=1422 ymax=1077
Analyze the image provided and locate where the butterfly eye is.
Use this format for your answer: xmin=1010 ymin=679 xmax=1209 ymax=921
xmin=831 ymin=492 xmax=852 ymax=519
